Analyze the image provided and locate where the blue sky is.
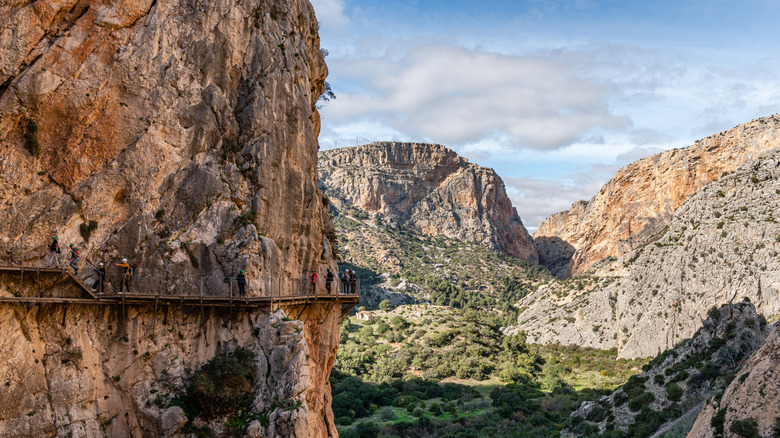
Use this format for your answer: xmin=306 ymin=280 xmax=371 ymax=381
xmin=310 ymin=0 xmax=780 ymax=230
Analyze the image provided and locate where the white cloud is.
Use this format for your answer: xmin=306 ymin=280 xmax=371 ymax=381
xmin=322 ymin=44 xmax=631 ymax=150
xmin=310 ymin=0 xmax=349 ymax=32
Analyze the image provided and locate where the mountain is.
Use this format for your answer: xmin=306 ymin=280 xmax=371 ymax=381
xmin=319 ymin=142 xmax=538 ymax=262
xmin=0 ymin=0 xmax=341 ymax=436
xmin=535 ymin=115 xmax=780 ymax=278
xmin=511 ymin=121 xmax=780 ymax=359
xmin=688 ymin=324 xmax=780 ymax=438
xmin=566 ymin=302 xmax=772 ymax=437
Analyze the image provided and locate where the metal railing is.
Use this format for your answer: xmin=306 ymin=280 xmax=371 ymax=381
xmin=2 ymin=249 xmax=360 ymax=300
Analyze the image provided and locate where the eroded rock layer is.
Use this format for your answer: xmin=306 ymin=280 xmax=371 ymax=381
xmin=688 ymin=325 xmax=780 ymax=438
xmin=318 ymin=142 xmax=538 ymax=262
xmin=0 ymin=303 xmax=340 ymax=438
xmin=535 ymin=115 xmax=780 ymax=277
xmin=512 ymin=148 xmax=780 ymax=358
xmin=0 ymin=0 xmax=341 ymax=436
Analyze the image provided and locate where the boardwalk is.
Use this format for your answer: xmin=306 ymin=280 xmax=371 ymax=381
xmin=0 ymin=265 xmax=360 ymax=318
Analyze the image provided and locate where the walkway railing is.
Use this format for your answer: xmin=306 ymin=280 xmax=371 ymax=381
xmin=1 ymin=249 xmax=359 ymax=307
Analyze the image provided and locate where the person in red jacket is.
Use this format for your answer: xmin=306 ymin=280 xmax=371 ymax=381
xmin=310 ymin=269 xmax=318 ymax=294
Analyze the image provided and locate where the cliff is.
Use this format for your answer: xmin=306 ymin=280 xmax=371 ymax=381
xmin=688 ymin=325 xmax=779 ymax=438
xmin=511 ymin=146 xmax=780 ymax=359
xmin=535 ymin=115 xmax=780 ymax=277
xmin=567 ymin=303 xmax=772 ymax=437
xmin=0 ymin=0 xmax=341 ymax=436
xmin=318 ymin=142 xmax=538 ymax=262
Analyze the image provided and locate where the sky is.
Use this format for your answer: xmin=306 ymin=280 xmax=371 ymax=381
xmin=309 ymin=0 xmax=780 ymax=231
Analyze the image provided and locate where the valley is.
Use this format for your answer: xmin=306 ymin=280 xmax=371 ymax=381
xmin=319 ymin=131 xmax=780 ymax=437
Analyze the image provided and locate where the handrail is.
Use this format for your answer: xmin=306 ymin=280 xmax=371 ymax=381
xmin=0 ymin=262 xmax=360 ymax=300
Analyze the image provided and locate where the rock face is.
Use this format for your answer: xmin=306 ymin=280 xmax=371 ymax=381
xmin=318 ymin=142 xmax=538 ymax=262
xmin=688 ymin=325 xmax=780 ymax=438
xmin=534 ymin=115 xmax=780 ymax=277
xmin=0 ymin=0 xmax=342 ymax=436
xmin=512 ymin=147 xmax=780 ymax=358
xmin=0 ymin=303 xmax=338 ymax=438
xmin=567 ymin=303 xmax=771 ymax=436
xmin=0 ymin=0 xmax=334 ymax=293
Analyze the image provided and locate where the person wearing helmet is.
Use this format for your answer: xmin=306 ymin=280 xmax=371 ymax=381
xmin=92 ymin=262 xmax=106 ymax=293
xmin=325 ymin=267 xmax=334 ymax=293
xmin=47 ymin=236 xmax=61 ymax=267
xmin=236 ymin=269 xmax=247 ymax=296
xmin=309 ymin=269 xmax=318 ymax=294
xmin=116 ymin=258 xmax=133 ymax=293
xmin=68 ymin=243 xmax=81 ymax=274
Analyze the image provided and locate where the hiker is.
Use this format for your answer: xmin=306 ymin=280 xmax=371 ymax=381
xmin=341 ymin=270 xmax=350 ymax=294
xmin=348 ymin=269 xmax=356 ymax=294
xmin=310 ymin=269 xmax=318 ymax=294
xmin=92 ymin=262 xmax=106 ymax=293
xmin=116 ymin=258 xmax=133 ymax=293
xmin=68 ymin=244 xmax=80 ymax=274
xmin=47 ymin=236 xmax=61 ymax=267
xmin=236 ymin=269 xmax=247 ymax=296
xmin=325 ymin=267 xmax=334 ymax=293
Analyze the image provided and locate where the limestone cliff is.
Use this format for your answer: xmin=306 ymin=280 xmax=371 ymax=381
xmin=688 ymin=325 xmax=780 ymax=438
xmin=0 ymin=0 xmax=341 ymax=436
xmin=512 ymin=147 xmax=780 ymax=358
xmin=535 ymin=115 xmax=780 ymax=277
xmin=567 ymin=303 xmax=772 ymax=437
xmin=318 ymin=142 xmax=538 ymax=262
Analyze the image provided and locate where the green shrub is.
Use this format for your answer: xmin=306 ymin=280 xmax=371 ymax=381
xmin=729 ymin=418 xmax=759 ymax=438
xmin=628 ymin=391 xmax=655 ymax=412
xmin=772 ymin=416 xmax=780 ymax=438
xmin=379 ymin=300 xmax=391 ymax=311
xmin=183 ymin=347 xmax=256 ymax=419
xmin=665 ymin=382 xmax=683 ymax=402
xmin=711 ymin=408 xmax=726 ymax=437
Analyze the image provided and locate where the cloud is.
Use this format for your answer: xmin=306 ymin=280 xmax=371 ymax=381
xmin=615 ymin=145 xmax=664 ymax=164
xmin=310 ymin=0 xmax=349 ymax=32
xmin=322 ymin=44 xmax=631 ymax=150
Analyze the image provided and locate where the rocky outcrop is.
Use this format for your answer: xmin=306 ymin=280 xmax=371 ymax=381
xmin=0 ymin=302 xmax=338 ymax=438
xmin=535 ymin=115 xmax=780 ymax=277
xmin=0 ymin=0 xmax=334 ymax=293
xmin=0 ymin=0 xmax=342 ymax=436
xmin=567 ymin=303 xmax=771 ymax=437
xmin=688 ymin=325 xmax=779 ymax=438
xmin=512 ymin=147 xmax=780 ymax=358
xmin=318 ymin=142 xmax=538 ymax=262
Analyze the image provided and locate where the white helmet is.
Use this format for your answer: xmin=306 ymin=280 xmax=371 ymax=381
xmin=122 ymin=258 xmax=128 ymax=263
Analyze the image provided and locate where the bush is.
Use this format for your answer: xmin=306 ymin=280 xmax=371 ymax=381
xmin=627 ymin=391 xmax=655 ymax=412
xmin=665 ymin=382 xmax=683 ymax=402
xmin=730 ymin=418 xmax=759 ymax=438
xmin=378 ymin=406 xmax=396 ymax=421
xmin=773 ymin=417 xmax=780 ymax=438
xmin=379 ymin=300 xmax=391 ymax=311
xmin=183 ymin=347 xmax=256 ymax=419
xmin=711 ymin=408 xmax=726 ymax=437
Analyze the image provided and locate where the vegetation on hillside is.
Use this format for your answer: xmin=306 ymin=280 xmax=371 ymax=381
xmin=334 ymin=306 xmax=647 ymax=437
xmin=333 ymin=210 xmax=551 ymax=325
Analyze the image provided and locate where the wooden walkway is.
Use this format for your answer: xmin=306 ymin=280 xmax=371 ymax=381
xmin=0 ymin=266 xmax=360 ymax=316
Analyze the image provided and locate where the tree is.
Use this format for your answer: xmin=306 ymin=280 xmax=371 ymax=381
xmin=379 ymin=300 xmax=391 ymax=311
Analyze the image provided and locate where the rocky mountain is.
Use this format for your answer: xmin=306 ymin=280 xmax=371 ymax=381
xmin=318 ymin=142 xmax=538 ymax=262
xmin=535 ymin=115 xmax=780 ymax=278
xmin=688 ymin=324 xmax=780 ymax=438
xmin=567 ymin=302 xmax=773 ymax=437
xmin=512 ymin=145 xmax=780 ymax=359
xmin=0 ymin=0 xmax=341 ymax=436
